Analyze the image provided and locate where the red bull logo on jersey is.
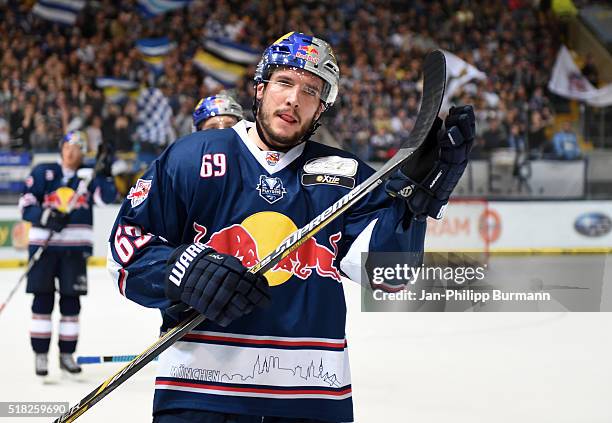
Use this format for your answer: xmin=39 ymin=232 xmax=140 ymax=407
xmin=127 ymin=178 xmax=152 ymax=208
xmin=272 ymin=233 xmax=341 ymax=282
xmin=192 ymin=212 xmax=342 ymax=286
xmin=206 ymin=224 xmax=260 ymax=268
xmin=43 ymin=187 xmax=89 ymax=213
xmin=296 ymin=45 xmax=320 ymax=64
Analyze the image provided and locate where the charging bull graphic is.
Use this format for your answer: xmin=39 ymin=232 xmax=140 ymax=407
xmin=193 ymin=213 xmax=342 ymax=286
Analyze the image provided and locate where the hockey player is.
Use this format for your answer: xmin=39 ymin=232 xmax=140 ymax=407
xmin=20 ymin=131 xmax=117 ymax=377
xmin=108 ymin=32 xmax=475 ymax=422
xmin=192 ymin=93 xmax=244 ymax=131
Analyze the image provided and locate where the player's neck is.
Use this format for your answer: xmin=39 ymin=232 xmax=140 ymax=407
xmin=61 ymin=162 xmax=80 ymax=173
xmin=247 ymin=124 xmax=272 ymax=151
xmin=248 ymin=123 xmax=297 ymax=153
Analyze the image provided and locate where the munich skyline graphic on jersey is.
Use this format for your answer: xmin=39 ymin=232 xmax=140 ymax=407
xmin=170 ymin=354 xmax=342 ymax=388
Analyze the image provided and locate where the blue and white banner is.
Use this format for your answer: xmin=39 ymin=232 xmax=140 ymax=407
xmin=203 ymin=38 xmax=260 ymax=66
xmin=95 ymin=78 xmax=139 ymax=91
xmin=32 ymin=0 xmax=85 ymax=25
xmin=193 ymin=50 xmax=246 ymax=87
xmin=136 ymin=88 xmax=175 ymax=146
xmin=137 ymin=0 xmax=192 ymax=17
xmin=95 ymin=78 xmax=140 ymax=103
xmin=136 ymin=37 xmax=175 ymax=74
xmin=193 ymin=39 xmax=259 ymax=87
xmin=0 ymin=152 xmax=32 ymax=167
xmin=136 ymin=37 xmax=176 ymax=57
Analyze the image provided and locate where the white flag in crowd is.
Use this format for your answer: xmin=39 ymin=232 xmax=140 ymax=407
xmin=441 ymin=50 xmax=487 ymax=112
xmin=548 ymin=45 xmax=612 ymax=108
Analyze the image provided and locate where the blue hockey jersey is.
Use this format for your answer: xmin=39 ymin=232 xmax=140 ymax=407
xmin=20 ymin=162 xmax=117 ymax=254
xmin=107 ymin=120 xmax=426 ymax=422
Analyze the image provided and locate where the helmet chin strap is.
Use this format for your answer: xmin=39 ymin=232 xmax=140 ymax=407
xmin=254 ymin=118 xmax=288 ymax=152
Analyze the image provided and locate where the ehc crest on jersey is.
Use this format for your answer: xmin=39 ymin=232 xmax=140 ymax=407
xmin=265 ymin=152 xmax=280 ymax=166
xmin=127 ymin=179 xmax=152 ymax=208
xmin=256 ymin=175 xmax=286 ymax=204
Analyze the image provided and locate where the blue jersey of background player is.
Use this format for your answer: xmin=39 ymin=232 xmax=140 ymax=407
xmin=192 ymin=93 xmax=244 ymax=131
xmin=108 ymin=32 xmax=475 ymax=422
xmin=19 ymin=130 xmax=117 ymax=378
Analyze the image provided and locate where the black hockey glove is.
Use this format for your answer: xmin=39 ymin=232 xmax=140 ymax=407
xmin=386 ymin=105 xmax=475 ymax=220
xmin=164 ymin=243 xmax=271 ymax=327
xmin=94 ymin=143 xmax=114 ymax=177
xmin=40 ymin=208 xmax=70 ymax=232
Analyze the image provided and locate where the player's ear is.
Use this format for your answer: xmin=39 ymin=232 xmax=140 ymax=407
xmin=314 ymin=102 xmax=325 ymax=121
xmin=256 ymin=83 xmax=265 ymax=101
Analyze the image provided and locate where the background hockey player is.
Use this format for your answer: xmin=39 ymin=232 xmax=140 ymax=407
xmin=108 ymin=32 xmax=475 ymax=422
xmin=19 ymin=131 xmax=117 ymax=377
xmin=192 ymin=93 xmax=244 ymax=131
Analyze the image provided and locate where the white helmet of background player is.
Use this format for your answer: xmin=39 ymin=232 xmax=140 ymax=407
xmin=192 ymin=94 xmax=244 ymax=131
xmin=253 ymin=32 xmax=340 ymax=146
xmin=59 ymin=130 xmax=88 ymax=154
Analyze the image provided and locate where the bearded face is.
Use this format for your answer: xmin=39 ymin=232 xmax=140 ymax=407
xmin=256 ymin=67 xmax=325 ymax=150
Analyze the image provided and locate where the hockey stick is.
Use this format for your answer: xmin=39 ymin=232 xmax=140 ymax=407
xmin=0 ymin=231 xmax=52 ymax=315
xmin=77 ymin=354 xmax=159 ymax=364
xmin=0 ymin=169 xmax=95 ymax=316
xmin=54 ymin=50 xmax=446 ymax=423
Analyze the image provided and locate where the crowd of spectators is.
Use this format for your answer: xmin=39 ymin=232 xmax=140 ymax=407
xmin=0 ymin=0 xmax=579 ymax=166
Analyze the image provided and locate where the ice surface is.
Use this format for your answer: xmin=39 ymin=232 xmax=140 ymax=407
xmin=0 ymin=266 xmax=611 ymax=422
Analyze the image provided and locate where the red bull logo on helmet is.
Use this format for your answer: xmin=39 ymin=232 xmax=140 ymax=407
xmin=296 ymin=45 xmax=320 ymax=64
xmin=192 ymin=212 xmax=341 ymax=286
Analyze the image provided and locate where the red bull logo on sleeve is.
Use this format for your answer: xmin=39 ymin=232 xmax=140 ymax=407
xmin=192 ymin=211 xmax=342 ymax=286
xmin=296 ymin=45 xmax=320 ymax=64
xmin=127 ymin=178 xmax=152 ymax=208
